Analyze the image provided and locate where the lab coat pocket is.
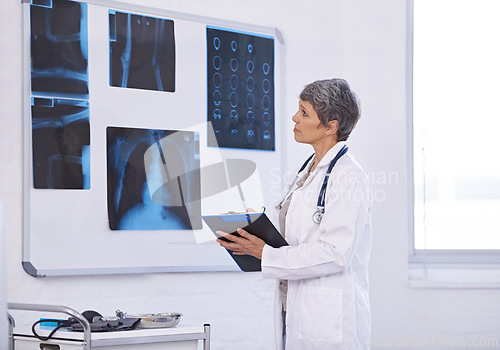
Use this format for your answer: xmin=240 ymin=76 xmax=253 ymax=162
xmin=298 ymin=286 xmax=343 ymax=343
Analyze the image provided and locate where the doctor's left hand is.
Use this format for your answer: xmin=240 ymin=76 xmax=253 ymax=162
xmin=216 ymin=228 xmax=265 ymax=260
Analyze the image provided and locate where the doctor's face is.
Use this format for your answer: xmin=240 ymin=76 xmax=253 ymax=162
xmin=292 ymin=99 xmax=327 ymax=145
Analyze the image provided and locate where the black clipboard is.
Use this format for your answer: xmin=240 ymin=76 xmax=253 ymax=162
xmin=202 ymin=213 xmax=288 ymax=272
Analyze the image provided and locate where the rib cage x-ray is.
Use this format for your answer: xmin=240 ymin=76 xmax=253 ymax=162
xmin=109 ymin=10 xmax=175 ymax=92
xmin=106 ymin=127 xmax=201 ymax=231
xmin=30 ymin=0 xmax=89 ymax=98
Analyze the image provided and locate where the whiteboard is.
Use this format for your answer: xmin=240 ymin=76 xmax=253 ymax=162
xmin=22 ymin=0 xmax=285 ymax=276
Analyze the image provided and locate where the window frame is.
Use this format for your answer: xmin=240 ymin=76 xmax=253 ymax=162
xmin=408 ymin=0 xmax=500 ymax=266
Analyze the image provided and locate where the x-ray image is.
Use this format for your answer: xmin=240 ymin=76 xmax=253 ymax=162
xmin=32 ymin=97 xmax=90 ymax=189
xmin=109 ymin=10 xmax=175 ymax=92
xmin=207 ymin=26 xmax=275 ymax=151
xmin=107 ymin=127 xmax=201 ymax=231
xmin=30 ymin=0 xmax=89 ymax=98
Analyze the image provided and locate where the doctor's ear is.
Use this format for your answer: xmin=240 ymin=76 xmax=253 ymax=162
xmin=325 ymin=120 xmax=339 ymax=135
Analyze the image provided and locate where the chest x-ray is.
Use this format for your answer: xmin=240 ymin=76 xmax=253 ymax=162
xmin=106 ymin=127 xmax=201 ymax=230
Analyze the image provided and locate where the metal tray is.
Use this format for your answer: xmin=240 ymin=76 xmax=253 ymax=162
xmin=125 ymin=313 xmax=182 ymax=328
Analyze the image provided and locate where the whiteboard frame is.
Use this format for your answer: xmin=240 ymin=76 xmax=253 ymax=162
xmin=22 ymin=0 xmax=286 ymax=277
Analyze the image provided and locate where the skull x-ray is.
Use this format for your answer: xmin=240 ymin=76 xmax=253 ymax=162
xmin=106 ymin=127 xmax=201 ymax=230
xmin=109 ymin=10 xmax=175 ymax=92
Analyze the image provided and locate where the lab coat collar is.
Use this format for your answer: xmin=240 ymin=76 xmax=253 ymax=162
xmin=294 ymin=141 xmax=347 ymax=181
xmin=315 ymin=141 xmax=347 ymax=169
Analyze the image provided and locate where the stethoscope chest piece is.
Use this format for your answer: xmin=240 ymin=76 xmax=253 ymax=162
xmin=277 ymin=145 xmax=349 ymax=224
xmin=313 ymin=208 xmax=324 ymax=224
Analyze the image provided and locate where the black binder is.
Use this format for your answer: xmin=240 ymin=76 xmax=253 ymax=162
xmin=202 ymin=213 xmax=288 ymax=272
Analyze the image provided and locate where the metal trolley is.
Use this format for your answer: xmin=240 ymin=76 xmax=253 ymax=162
xmin=8 ymin=303 xmax=210 ymax=350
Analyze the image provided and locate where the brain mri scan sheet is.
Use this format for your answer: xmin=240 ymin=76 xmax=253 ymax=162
xmin=106 ymin=127 xmax=201 ymax=230
xmin=207 ymin=26 xmax=275 ymax=151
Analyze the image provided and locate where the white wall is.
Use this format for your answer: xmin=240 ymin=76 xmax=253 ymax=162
xmin=1 ymin=0 xmax=500 ymax=349
xmin=0 ymin=205 xmax=8 ymax=350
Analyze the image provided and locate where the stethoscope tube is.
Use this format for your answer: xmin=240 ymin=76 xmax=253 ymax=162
xmin=276 ymin=145 xmax=349 ymax=224
xmin=313 ymin=145 xmax=348 ymax=223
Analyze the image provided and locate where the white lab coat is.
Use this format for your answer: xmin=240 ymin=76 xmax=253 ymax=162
xmin=262 ymin=142 xmax=372 ymax=350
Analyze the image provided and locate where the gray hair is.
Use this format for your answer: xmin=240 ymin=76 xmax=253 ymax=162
xmin=299 ymin=78 xmax=361 ymax=141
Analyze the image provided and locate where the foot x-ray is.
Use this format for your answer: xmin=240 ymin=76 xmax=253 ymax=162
xmin=30 ymin=0 xmax=89 ymax=99
xmin=106 ymin=127 xmax=201 ymax=230
xmin=109 ymin=10 xmax=176 ymax=92
xmin=207 ymin=26 xmax=275 ymax=151
xmin=32 ymin=97 xmax=90 ymax=189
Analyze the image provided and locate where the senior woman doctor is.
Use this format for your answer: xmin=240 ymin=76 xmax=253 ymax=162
xmin=217 ymin=78 xmax=372 ymax=350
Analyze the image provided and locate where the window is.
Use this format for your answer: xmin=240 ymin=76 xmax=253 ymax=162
xmin=412 ymin=0 xmax=500 ymax=262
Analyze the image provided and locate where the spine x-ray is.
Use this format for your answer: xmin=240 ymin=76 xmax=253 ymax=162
xmin=106 ymin=127 xmax=201 ymax=231
xmin=207 ymin=26 xmax=275 ymax=151
xmin=109 ymin=10 xmax=176 ymax=92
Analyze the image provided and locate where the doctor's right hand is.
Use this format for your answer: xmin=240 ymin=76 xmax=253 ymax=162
xmin=216 ymin=227 xmax=265 ymax=260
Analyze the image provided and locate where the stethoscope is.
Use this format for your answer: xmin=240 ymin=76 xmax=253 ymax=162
xmin=276 ymin=145 xmax=349 ymax=224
